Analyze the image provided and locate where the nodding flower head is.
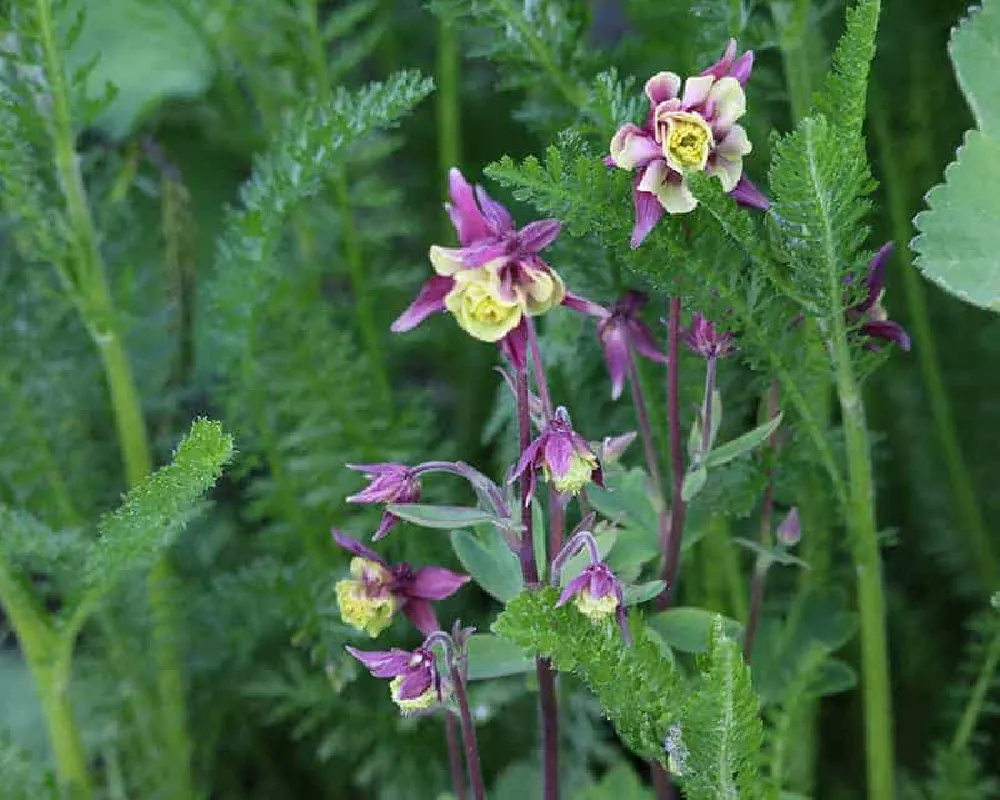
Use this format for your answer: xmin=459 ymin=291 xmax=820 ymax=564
xmin=682 ymin=312 xmax=736 ymax=360
xmin=846 ymin=243 xmax=911 ymax=352
xmin=332 ymin=532 xmax=470 ymax=637
xmin=346 ymin=644 xmax=443 ymax=716
xmin=346 ymin=463 xmax=421 ymax=541
xmin=510 ymin=407 xmax=603 ymax=504
xmin=606 ymin=40 xmax=768 ymax=248
xmin=589 ymin=290 xmax=668 ymax=400
xmin=552 ymin=532 xmax=631 ymax=642
xmin=392 ymin=168 xmax=597 ymax=368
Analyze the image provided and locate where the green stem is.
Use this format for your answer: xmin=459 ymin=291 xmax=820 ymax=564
xmin=830 ymin=284 xmax=895 ymax=800
xmin=0 ymin=554 xmax=92 ymax=798
xmin=951 ymin=623 xmax=1000 ymax=752
xmin=870 ymin=95 xmax=997 ymax=590
xmin=34 ymin=0 xmax=192 ymax=794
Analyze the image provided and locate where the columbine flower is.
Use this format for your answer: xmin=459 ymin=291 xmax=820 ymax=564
xmin=510 ymin=406 xmax=603 ymax=504
xmin=551 ymin=531 xmax=630 ymax=641
xmin=607 ymin=39 xmax=768 ymax=248
xmin=573 ymin=290 xmax=667 ymax=399
xmin=346 ymin=644 xmax=444 ymax=715
xmin=392 ymin=168 xmax=582 ymax=364
xmin=846 ymin=243 xmax=911 ymax=351
xmin=682 ymin=312 xmax=736 ymax=359
xmin=346 ymin=463 xmax=421 ymax=541
xmin=333 ymin=532 xmax=470 ymax=636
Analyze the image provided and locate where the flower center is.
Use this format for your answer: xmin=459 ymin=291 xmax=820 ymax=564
xmin=336 ymin=558 xmax=397 ymax=637
xmin=389 ymin=676 xmax=438 ymax=715
xmin=545 ymin=451 xmax=597 ymax=495
xmin=574 ymin=587 xmax=620 ymax=622
xmin=444 ymin=266 xmax=523 ymax=342
xmin=663 ymin=114 xmax=714 ymax=172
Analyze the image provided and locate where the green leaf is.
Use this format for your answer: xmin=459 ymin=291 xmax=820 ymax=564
xmin=623 ymin=581 xmax=665 ymax=607
xmin=450 ymin=527 xmax=523 ymax=602
xmin=681 ymin=465 xmax=707 ymax=502
xmin=734 ymin=539 xmax=810 ymax=569
xmin=949 ymin=0 xmax=1000 ymax=137
xmin=84 ymin=419 xmax=234 ymax=597
xmin=65 ymin=0 xmax=213 ymax=138
xmin=912 ymin=130 xmax=1000 ymax=311
xmin=465 ymin=634 xmax=533 ymax=681
xmin=706 ymin=413 xmax=783 ymax=468
xmin=387 ymin=504 xmax=495 ymax=530
xmin=648 ymin=608 xmax=743 ymax=654
xmin=576 ymin=763 xmax=653 ymax=799
xmin=808 ymin=659 xmax=858 ymax=697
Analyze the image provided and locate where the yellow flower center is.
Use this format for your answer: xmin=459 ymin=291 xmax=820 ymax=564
xmin=390 ymin=675 xmax=438 ymax=715
xmin=574 ymin=588 xmax=620 ymax=623
xmin=661 ymin=113 xmax=714 ymax=173
xmin=444 ymin=264 xmax=523 ymax=342
xmin=335 ymin=558 xmax=397 ymax=637
xmin=545 ymin=451 xmax=597 ymax=495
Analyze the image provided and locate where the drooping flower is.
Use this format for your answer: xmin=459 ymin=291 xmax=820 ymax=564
xmin=345 ymin=463 xmax=421 ymax=541
xmin=606 ymin=39 xmax=768 ymax=248
xmin=569 ymin=290 xmax=667 ymax=399
xmin=333 ymin=531 xmax=470 ymax=636
xmin=551 ymin=532 xmax=632 ymax=641
xmin=682 ymin=312 xmax=736 ymax=359
xmin=346 ymin=644 xmax=444 ymax=715
xmin=846 ymin=243 xmax=911 ymax=351
xmin=392 ymin=168 xmax=584 ymax=364
xmin=510 ymin=406 xmax=603 ymax=504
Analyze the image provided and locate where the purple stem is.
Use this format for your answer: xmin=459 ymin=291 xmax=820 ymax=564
xmin=515 ymin=354 xmax=560 ymax=800
xmin=658 ymin=297 xmax=687 ymax=610
xmin=651 ymin=762 xmax=676 ymax=799
xmin=743 ymin=380 xmax=781 ymax=663
xmin=445 ymin=713 xmax=468 ymax=800
xmin=626 ymin=346 xmax=663 ymax=492
xmin=450 ymin=666 xmax=486 ymax=800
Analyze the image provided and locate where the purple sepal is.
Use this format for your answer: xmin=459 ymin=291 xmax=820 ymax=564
xmin=331 ymin=530 xmax=385 ymax=564
xmin=346 ymin=646 xmax=413 ymax=678
xmin=728 ymin=175 xmax=770 ymax=210
xmin=391 ymin=275 xmax=454 ymax=333
xmin=631 ymin=177 xmax=665 ymax=249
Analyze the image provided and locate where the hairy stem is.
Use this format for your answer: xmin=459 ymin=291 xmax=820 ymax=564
xmin=951 ymin=623 xmax=1000 ymax=752
xmin=658 ymin=297 xmax=687 ymax=608
xmin=450 ymin=668 xmax=486 ymax=800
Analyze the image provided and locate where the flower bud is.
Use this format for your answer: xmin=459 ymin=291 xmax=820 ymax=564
xmin=776 ymin=507 xmax=801 ymax=547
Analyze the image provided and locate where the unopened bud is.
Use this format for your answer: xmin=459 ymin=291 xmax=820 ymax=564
xmin=776 ymin=507 xmax=801 ymax=547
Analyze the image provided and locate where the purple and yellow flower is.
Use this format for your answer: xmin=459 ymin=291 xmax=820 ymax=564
xmin=557 ymin=562 xmax=630 ymax=641
xmin=346 ymin=644 xmax=444 ymax=715
xmin=847 ymin=243 xmax=911 ymax=351
xmin=346 ymin=463 xmax=421 ymax=541
xmin=392 ymin=169 xmax=584 ymax=365
xmin=510 ymin=406 xmax=603 ymax=503
xmin=682 ymin=312 xmax=736 ymax=359
xmin=571 ymin=290 xmax=667 ymax=399
xmin=606 ymin=39 xmax=768 ymax=248
xmin=333 ymin=531 xmax=469 ymax=637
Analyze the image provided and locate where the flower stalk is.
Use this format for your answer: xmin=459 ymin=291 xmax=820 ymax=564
xmin=658 ymin=297 xmax=687 ymax=608
xmin=444 ymin=713 xmax=468 ymax=800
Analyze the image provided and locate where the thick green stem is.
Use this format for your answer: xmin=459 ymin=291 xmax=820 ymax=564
xmin=870 ymin=97 xmax=997 ymax=590
xmin=34 ymin=0 xmax=192 ymax=793
xmin=831 ymin=309 xmax=895 ymax=800
xmin=0 ymin=555 xmax=92 ymax=798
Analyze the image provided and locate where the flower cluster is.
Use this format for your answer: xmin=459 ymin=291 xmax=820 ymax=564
xmin=607 ymin=39 xmax=768 ymax=247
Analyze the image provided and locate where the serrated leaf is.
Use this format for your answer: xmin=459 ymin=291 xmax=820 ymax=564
xmin=388 ymin=503 xmax=495 ymax=530
xmin=466 ymin=634 xmax=533 ymax=681
xmin=913 ymin=130 xmax=1000 ymax=311
xmin=84 ymin=419 xmax=233 ymax=597
xmin=450 ymin=527 xmax=523 ymax=602
xmin=706 ymin=413 xmax=783 ymax=468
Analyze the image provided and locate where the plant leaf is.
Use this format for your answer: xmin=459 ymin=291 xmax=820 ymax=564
xmin=706 ymin=413 xmax=783 ymax=469
xmin=450 ymin=527 xmax=523 ymax=602
xmin=466 ymin=634 xmax=533 ymax=681
xmin=387 ymin=503 xmax=495 ymax=530
xmin=648 ymin=608 xmax=743 ymax=654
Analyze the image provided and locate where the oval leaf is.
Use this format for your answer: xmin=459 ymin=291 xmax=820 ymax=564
xmin=451 ymin=528 xmax=523 ymax=602
xmin=705 ymin=412 xmax=783 ymax=468
xmin=647 ymin=608 xmax=743 ymax=654
xmin=388 ymin=503 xmax=495 ymax=530
xmin=623 ymin=580 xmax=665 ymax=606
xmin=466 ymin=634 xmax=533 ymax=681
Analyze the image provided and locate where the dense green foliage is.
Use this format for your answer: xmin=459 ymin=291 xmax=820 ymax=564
xmin=0 ymin=0 xmax=999 ymax=798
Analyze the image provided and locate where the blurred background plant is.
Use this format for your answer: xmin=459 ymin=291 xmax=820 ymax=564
xmin=0 ymin=0 xmax=997 ymax=798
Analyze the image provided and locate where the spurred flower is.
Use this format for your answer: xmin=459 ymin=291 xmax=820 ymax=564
xmin=571 ymin=290 xmax=667 ymax=399
xmin=607 ymin=39 xmax=768 ymax=248
xmin=847 ymin=243 xmax=911 ymax=351
xmin=346 ymin=644 xmax=443 ymax=715
xmin=510 ymin=406 xmax=603 ymax=503
xmin=346 ymin=463 xmax=421 ymax=541
xmin=682 ymin=312 xmax=736 ymax=359
xmin=392 ymin=169 xmax=582 ymax=363
xmin=333 ymin=531 xmax=470 ymax=637
xmin=558 ymin=562 xmax=627 ymax=628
